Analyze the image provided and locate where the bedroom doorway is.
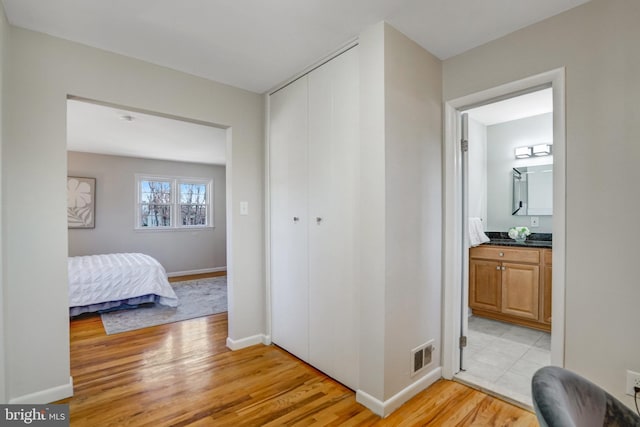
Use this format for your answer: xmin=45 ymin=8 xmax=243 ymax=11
xmin=66 ymin=96 xmax=230 ymax=336
xmin=441 ymin=68 xmax=566 ymax=409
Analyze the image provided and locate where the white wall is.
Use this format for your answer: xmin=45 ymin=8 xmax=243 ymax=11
xmin=383 ymin=24 xmax=442 ymax=400
xmin=467 ymin=117 xmax=487 ymax=224
xmin=0 ymin=0 xmax=8 ymax=404
xmin=67 ymin=152 xmax=226 ymax=274
xmin=444 ymin=0 xmax=640 ymax=407
xmin=486 ymin=113 xmax=553 ymax=233
xmin=358 ymin=22 xmax=442 ymax=414
xmin=3 ymin=26 xmax=264 ymax=402
xmin=358 ymin=21 xmax=387 ymax=402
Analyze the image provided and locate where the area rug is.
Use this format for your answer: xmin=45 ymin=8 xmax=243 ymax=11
xmin=101 ymin=276 xmax=227 ymax=335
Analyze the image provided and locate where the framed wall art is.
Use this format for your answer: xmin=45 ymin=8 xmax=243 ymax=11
xmin=67 ymin=176 xmax=96 ymax=229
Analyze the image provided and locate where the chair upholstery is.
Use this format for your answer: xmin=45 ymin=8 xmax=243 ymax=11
xmin=532 ymin=366 xmax=640 ymax=427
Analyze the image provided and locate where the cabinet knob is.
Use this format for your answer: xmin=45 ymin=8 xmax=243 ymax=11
xmin=502 ymin=266 xmax=506 ymax=271
xmin=496 ymin=266 xmax=501 ymax=270
xmin=499 ymin=252 xmax=504 ymax=257
xmin=293 ymin=217 xmax=299 ymax=222
xmin=316 ymin=217 xmax=323 ymax=224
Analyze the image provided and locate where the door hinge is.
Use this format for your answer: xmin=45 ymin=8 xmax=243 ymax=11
xmin=461 ymin=140 xmax=468 ymax=152
xmin=459 ymin=335 xmax=467 ymax=348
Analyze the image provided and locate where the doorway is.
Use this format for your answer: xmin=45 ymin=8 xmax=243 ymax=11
xmin=441 ymin=69 xmax=566 ymax=409
xmin=65 ymin=96 xmax=231 ymax=333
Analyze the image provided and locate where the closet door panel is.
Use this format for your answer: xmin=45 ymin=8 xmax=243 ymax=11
xmin=269 ymin=76 xmax=309 ymax=360
xmin=307 ymin=47 xmax=359 ymax=388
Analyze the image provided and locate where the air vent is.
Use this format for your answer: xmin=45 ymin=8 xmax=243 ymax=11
xmin=411 ymin=340 xmax=435 ymax=376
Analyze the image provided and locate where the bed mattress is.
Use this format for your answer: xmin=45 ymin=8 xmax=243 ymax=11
xmin=69 ymin=253 xmax=178 ymax=316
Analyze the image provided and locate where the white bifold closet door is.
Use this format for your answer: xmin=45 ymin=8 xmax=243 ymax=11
xmin=269 ymin=75 xmax=310 ymax=361
xmin=307 ymin=48 xmax=359 ymax=388
xmin=269 ymin=46 xmax=359 ymax=389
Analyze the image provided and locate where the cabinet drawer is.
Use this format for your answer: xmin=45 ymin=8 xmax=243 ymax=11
xmin=470 ymin=246 xmax=540 ymax=264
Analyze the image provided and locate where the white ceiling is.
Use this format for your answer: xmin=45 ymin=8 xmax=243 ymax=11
xmin=467 ymin=88 xmax=553 ymax=126
xmin=2 ymin=0 xmax=591 ymax=94
xmin=19 ymin=2 xmax=577 ymax=162
xmin=67 ymin=99 xmax=227 ymax=165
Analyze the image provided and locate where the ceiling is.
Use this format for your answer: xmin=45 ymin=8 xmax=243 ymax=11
xmin=22 ymin=2 xmax=577 ymax=162
xmin=65 ymin=86 xmax=551 ymax=166
xmin=67 ymin=99 xmax=227 ymax=165
xmin=2 ymin=0 xmax=591 ymax=94
xmin=467 ymin=88 xmax=553 ymax=126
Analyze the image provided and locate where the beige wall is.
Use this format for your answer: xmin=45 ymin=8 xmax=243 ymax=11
xmin=67 ymin=152 xmax=227 ymax=274
xmin=383 ymin=24 xmax=442 ymax=400
xmin=0 ymin=1 xmax=7 ymax=404
xmin=4 ymin=26 xmax=264 ymax=402
xmin=357 ymin=22 xmax=442 ymax=414
xmin=358 ymin=21 xmax=387 ymax=402
xmin=444 ymin=0 xmax=640 ymax=406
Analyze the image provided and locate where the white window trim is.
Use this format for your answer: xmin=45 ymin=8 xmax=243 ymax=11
xmin=135 ymin=173 xmax=214 ymax=231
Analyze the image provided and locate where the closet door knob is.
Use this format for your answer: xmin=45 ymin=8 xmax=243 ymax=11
xmin=293 ymin=217 xmax=299 ymax=222
xmin=316 ymin=217 xmax=323 ymax=224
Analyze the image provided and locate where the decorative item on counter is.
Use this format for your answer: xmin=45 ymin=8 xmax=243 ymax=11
xmin=508 ymin=226 xmax=531 ymax=243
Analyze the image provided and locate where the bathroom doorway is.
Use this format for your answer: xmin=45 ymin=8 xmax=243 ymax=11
xmin=441 ymin=69 xmax=566 ymax=410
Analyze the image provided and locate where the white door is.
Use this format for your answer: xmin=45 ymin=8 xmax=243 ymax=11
xmin=307 ymin=47 xmax=359 ymax=388
xmin=269 ymin=76 xmax=310 ymax=361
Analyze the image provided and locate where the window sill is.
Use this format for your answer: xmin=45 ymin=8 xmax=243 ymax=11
xmin=134 ymin=226 xmax=215 ymax=233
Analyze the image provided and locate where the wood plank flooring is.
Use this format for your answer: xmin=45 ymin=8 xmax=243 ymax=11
xmin=58 ymin=310 xmax=538 ymax=426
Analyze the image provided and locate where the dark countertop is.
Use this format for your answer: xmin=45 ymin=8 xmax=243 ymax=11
xmin=482 ymin=239 xmax=552 ymax=248
xmin=482 ymin=231 xmax=552 ymax=248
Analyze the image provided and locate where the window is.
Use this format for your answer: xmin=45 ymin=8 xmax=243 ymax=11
xmin=136 ymin=175 xmax=213 ymax=230
xmin=179 ymin=182 xmax=208 ymax=226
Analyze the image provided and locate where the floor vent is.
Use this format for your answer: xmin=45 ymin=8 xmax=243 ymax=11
xmin=411 ymin=340 xmax=435 ymax=376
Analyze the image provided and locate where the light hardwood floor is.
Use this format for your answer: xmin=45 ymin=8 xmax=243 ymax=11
xmin=59 ymin=309 xmax=538 ymax=426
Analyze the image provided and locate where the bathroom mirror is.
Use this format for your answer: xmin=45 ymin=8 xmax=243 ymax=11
xmin=512 ymin=164 xmax=553 ymax=215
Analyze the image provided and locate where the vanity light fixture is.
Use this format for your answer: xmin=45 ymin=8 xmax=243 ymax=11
xmin=532 ymin=143 xmax=552 ymax=156
xmin=514 ymin=146 xmax=532 ymax=159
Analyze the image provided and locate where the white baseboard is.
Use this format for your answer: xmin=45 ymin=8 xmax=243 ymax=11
xmin=356 ymin=367 xmax=442 ymax=417
xmin=167 ymin=267 xmax=226 ymax=278
xmin=226 ymin=334 xmax=270 ymax=351
xmin=9 ymin=377 xmax=74 ymax=404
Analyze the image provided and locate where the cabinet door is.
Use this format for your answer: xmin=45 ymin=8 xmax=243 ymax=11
xmin=269 ymin=76 xmax=309 ymax=361
xmin=502 ymin=263 xmax=539 ymax=320
xmin=469 ymin=260 xmax=502 ymax=312
xmin=543 ymin=265 xmax=552 ymax=324
xmin=307 ymin=47 xmax=359 ymax=389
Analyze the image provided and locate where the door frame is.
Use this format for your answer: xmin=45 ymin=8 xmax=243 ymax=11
xmin=441 ymin=68 xmax=567 ymax=378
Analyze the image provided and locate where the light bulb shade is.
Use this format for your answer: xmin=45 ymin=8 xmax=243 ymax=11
xmin=532 ymin=144 xmax=552 ymax=156
xmin=515 ymin=146 xmax=532 ymax=158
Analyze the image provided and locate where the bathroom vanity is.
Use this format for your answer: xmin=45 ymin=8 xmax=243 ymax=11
xmin=469 ymin=241 xmax=552 ymax=332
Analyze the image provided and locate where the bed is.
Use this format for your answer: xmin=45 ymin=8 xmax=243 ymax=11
xmin=69 ymin=253 xmax=179 ymax=316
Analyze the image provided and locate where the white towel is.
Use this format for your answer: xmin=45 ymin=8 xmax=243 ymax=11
xmin=469 ymin=217 xmax=490 ymax=247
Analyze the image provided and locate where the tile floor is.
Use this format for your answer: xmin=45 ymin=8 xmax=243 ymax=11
xmin=455 ymin=315 xmax=551 ymax=408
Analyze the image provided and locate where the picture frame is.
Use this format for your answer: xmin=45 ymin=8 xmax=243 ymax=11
xmin=67 ymin=176 xmax=96 ymax=229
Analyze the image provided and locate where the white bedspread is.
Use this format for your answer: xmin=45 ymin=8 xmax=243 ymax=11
xmin=68 ymin=253 xmax=178 ymax=310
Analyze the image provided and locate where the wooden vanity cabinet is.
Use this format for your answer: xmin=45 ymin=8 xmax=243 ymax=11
xmin=542 ymin=249 xmax=552 ymax=325
xmin=501 ymin=262 xmax=539 ymax=320
xmin=469 ymin=259 xmax=502 ymax=312
xmin=469 ymin=245 xmax=551 ymax=332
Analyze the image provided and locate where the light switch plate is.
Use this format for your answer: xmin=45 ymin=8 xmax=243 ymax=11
xmin=240 ymin=201 xmax=249 ymax=216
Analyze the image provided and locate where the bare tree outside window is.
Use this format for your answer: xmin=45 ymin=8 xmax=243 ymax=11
xmin=180 ymin=183 xmax=208 ymax=226
xmin=136 ymin=175 xmax=212 ymax=230
xmin=140 ymin=180 xmax=172 ymax=227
